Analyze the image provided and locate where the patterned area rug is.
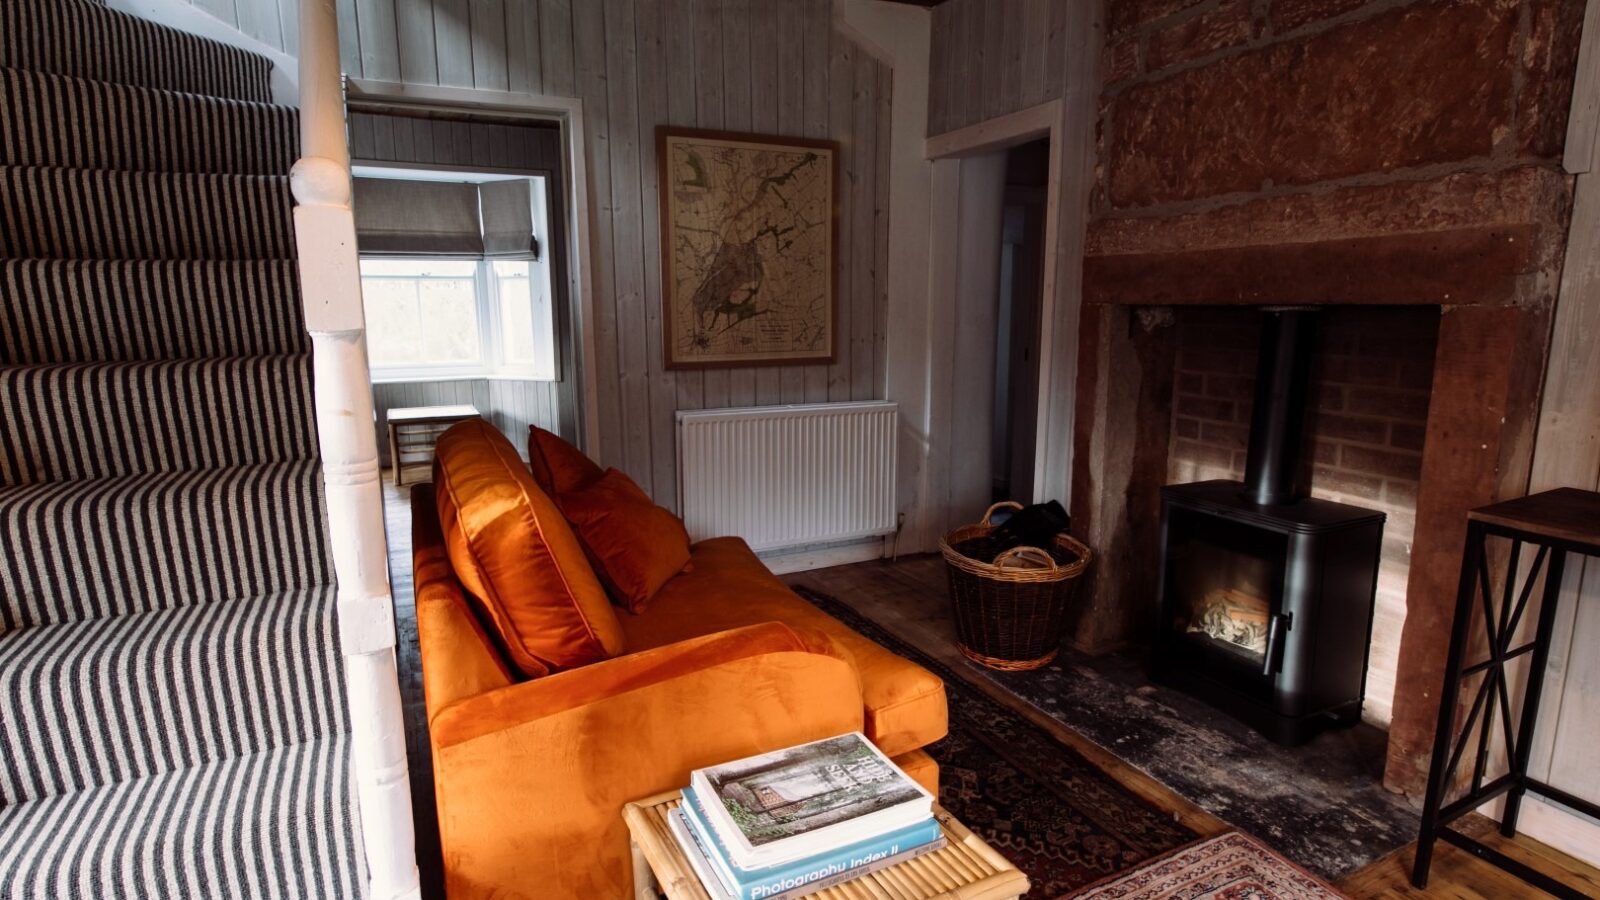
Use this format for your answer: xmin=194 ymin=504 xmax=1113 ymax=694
xmin=797 ymin=588 xmax=1199 ymax=897
xmin=1071 ymin=832 xmax=1351 ymax=899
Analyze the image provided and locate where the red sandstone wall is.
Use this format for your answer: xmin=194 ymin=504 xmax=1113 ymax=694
xmin=1075 ymin=0 xmax=1585 ymax=795
xmin=1087 ymin=0 xmax=1585 ymax=306
xmin=1168 ymin=307 xmax=1440 ymax=724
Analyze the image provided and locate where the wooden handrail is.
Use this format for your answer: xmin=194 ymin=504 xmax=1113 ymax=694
xmin=291 ymin=1 xmax=420 ymax=897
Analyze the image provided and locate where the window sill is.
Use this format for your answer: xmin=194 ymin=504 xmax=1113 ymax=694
xmin=371 ymin=371 xmax=558 ymax=385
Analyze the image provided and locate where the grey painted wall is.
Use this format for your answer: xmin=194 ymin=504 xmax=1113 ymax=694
xmin=372 ymin=378 xmax=561 ymax=466
xmin=178 ymin=0 xmax=299 ymax=55
xmin=332 ymin=0 xmax=893 ymax=513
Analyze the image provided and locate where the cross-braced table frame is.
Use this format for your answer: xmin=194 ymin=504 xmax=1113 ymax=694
xmin=1412 ymin=491 xmax=1600 ymax=898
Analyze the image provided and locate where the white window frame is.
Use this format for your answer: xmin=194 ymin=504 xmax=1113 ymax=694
xmin=359 ymin=174 xmax=558 ymax=384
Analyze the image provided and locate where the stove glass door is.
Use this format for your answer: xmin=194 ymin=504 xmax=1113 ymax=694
xmin=1162 ymin=508 xmax=1288 ymax=695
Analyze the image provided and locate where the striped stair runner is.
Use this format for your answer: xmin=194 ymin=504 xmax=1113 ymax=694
xmin=0 ymin=259 xmax=307 ymax=364
xmin=0 ymin=0 xmax=364 ymax=896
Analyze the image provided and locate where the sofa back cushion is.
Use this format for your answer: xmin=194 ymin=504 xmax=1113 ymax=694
xmin=433 ymin=419 xmax=624 ymax=677
xmin=558 ymin=468 xmax=692 ymax=613
xmin=527 ymin=425 xmax=604 ymax=497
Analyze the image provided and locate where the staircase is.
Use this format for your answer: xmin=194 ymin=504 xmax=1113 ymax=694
xmin=0 ymin=0 xmax=365 ymax=896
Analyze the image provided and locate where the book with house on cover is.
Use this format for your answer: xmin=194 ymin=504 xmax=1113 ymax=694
xmin=689 ymin=732 xmax=933 ymax=869
xmin=680 ymin=787 xmax=943 ymax=900
xmin=669 ymin=807 xmax=945 ymax=900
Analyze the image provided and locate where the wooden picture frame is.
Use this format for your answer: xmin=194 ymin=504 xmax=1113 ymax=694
xmin=657 ymin=127 xmax=840 ymax=370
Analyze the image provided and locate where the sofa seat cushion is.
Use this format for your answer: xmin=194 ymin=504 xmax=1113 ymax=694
xmin=434 ymin=419 xmax=624 ymax=678
xmin=619 ymin=537 xmax=948 ymax=758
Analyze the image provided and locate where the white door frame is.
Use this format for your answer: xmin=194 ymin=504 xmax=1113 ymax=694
xmin=344 ymin=79 xmax=603 ymax=457
xmin=925 ymin=100 xmax=1065 ymax=505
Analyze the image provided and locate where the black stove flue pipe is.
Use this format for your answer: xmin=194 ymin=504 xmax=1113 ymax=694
xmin=1242 ymin=308 xmax=1319 ymax=507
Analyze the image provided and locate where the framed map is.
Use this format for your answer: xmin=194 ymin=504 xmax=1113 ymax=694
xmin=658 ymin=127 xmax=838 ymax=369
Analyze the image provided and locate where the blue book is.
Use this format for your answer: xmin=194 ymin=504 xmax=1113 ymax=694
xmin=681 ymin=786 xmax=943 ymax=900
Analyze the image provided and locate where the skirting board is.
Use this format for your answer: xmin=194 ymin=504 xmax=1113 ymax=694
xmin=759 ymin=538 xmax=889 ymax=575
xmin=1479 ymin=793 xmax=1600 ymax=869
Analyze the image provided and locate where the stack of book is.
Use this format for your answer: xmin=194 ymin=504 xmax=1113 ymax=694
xmin=668 ymin=733 xmax=946 ymax=900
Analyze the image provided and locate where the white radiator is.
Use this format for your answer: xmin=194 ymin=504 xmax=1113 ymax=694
xmin=676 ymin=402 xmax=898 ymax=553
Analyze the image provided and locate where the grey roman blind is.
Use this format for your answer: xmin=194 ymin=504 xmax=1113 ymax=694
xmin=353 ymin=178 xmax=484 ymax=256
xmin=354 ymin=176 xmax=541 ymax=259
xmin=479 ymin=180 xmax=539 ymax=259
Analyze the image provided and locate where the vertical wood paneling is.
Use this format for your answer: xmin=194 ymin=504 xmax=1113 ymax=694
xmin=849 ymin=50 xmax=876 ymax=403
xmin=722 ymin=0 xmax=756 ymax=409
xmin=468 ymin=0 xmax=508 ymax=90
xmin=963 ymin=0 xmax=986 ymax=130
xmin=354 ymin=0 xmax=401 ymax=81
xmin=372 ymin=379 xmax=558 ymax=466
xmin=395 ymin=0 xmax=438 ymax=83
xmin=605 ymin=0 xmax=655 ymax=484
xmin=801 ymin=0 xmax=830 ymax=404
xmin=667 ymin=0 xmax=705 ymax=422
xmin=748 ymin=0 xmax=780 ymax=409
xmin=507 ymin=1 xmax=543 ymax=94
xmin=433 ymin=0 xmax=474 ymax=87
xmin=873 ymin=61 xmax=891 ymax=402
xmin=539 ymin=0 xmax=576 ymax=97
xmin=573 ymin=0 xmax=622 ymax=467
xmin=827 ymin=28 xmax=854 ymax=404
xmin=337 ymin=0 xmax=892 ymax=508
xmin=235 ymin=0 xmax=282 ymax=50
xmin=336 ymin=0 xmax=362 ymax=76
xmin=694 ymin=0 xmax=731 ymax=412
xmin=775 ymin=0 xmax=807 ymax=405
xmin=1019 ymin=0 xmax=1048 ymax=111
xmin=637 ymin=0 xmax=678 ymax=508
xmin=930 ymin=0 xmax=1073 ymax=137
xmin=927 ymin=6 xmax=950 ymax=137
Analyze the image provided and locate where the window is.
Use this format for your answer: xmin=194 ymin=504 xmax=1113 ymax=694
xmin=357 ymin=173 xmax=559 ymax=382
xmin=361 ymin=259 xmax=481 ymax=375
xmin=361 ymin=258 xmax=558 ymax=381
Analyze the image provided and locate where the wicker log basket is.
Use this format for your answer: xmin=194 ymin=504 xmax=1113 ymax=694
xmin=940 ymin=501 xmax=1093 ymax=671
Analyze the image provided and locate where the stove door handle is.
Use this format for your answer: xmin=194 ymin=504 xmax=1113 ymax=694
xmin=1262 ymin=613 xmax=1288 ymax=677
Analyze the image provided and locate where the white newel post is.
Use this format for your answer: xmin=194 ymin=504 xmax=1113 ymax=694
xmin=291 ymin=1 xmax=421 ymax=898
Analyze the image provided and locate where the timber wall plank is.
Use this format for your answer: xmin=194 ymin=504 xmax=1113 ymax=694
xmin=333 ymin=0 xmax=893 ymax=509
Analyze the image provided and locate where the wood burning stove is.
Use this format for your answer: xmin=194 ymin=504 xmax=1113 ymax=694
xmin=1152 ymin=309 xmax=1385 ymax=745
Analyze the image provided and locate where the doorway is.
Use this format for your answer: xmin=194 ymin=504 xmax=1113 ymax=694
xmin=991 ymin=139 xmax=1049 ymax=504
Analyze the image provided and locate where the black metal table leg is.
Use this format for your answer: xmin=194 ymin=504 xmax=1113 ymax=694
xmin=1500 ymin=548 xmax=1567 ymax=838
xmin=1411 ymin=521 xmax=1486 ymax=889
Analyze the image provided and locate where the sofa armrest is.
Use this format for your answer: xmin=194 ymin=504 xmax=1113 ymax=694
xmin=428 ymin=621 xmax=866 ymax=900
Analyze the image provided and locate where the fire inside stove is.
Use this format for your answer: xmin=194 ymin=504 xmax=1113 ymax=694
xmin=1190 ymin=588 xmax=1269 ymax=654
xmin=1169 ymin=532 xmax=1281 ymax=665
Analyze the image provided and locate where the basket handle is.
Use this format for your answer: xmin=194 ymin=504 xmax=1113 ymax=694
xmin=981 ymin=500 xmax=1024 ymax=527
xmin=994 ymin=546 xmax=1058 ymax=572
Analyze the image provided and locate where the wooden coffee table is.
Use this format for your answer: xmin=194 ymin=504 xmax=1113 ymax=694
xmin=385 ymin=405 xmax=479 ymax=486
xmin=623 ymin=790 xmax=1029 ymax=900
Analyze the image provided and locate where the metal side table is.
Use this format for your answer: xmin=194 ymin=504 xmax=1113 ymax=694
xmin=1412 ymin=488 xmax=1600 ymax=898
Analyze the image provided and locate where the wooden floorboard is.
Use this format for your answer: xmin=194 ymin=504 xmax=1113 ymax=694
xmin=786 ymin=555 xmax=1600 ymax=900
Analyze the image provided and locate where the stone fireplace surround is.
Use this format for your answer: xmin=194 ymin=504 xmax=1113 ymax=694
xmin=1165 ymin=305 xmax=1440 ymax=729
xmin=1075 ymin=0 xmax=1584 ymax=801
xmin=1068 ymin=171 xmax=1568 ymax=798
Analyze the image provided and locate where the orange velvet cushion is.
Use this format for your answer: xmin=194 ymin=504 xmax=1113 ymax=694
xmin=433 ymin=419 xmax=624 ymax=678
xmin=527 ymin=425 xmax=604 ymax=497
xmin=558 ymin=468 xmax=691 ymax=613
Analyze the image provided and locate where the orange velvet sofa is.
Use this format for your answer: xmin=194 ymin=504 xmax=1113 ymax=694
xmin=410 ymin=434 xmax=949 ymax=899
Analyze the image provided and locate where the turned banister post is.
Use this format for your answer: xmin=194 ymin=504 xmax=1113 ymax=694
xmin=292 ymin=1 xmax=420 ymax=898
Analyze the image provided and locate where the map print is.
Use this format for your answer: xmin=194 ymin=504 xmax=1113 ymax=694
xmin=661 ymin=131 xmax=835 ymax=367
